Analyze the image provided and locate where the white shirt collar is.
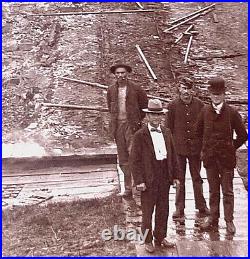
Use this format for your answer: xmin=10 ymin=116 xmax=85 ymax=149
xmin=212 ymin=102 xmax=224 ymax=114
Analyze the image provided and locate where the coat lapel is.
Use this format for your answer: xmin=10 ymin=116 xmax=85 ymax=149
xmin=141 ymin=126 xmax=155 ymax=156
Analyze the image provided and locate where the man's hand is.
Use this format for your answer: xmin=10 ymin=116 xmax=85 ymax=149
xmin=136 ymin=183 xmax=147 ymax=191
xmin=173 ymin=179 xmax=180 ymax=187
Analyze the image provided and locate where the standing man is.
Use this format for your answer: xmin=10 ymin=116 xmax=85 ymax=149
xmin=197 ymin=77 xmax=247 ymax=234
xmin=166 ymin=77 xmax=209 ymax=219
xmin=130 ymin=99 xmax=179 ymax=253
xmin=107 ymin=63 xmax=148 ymax=197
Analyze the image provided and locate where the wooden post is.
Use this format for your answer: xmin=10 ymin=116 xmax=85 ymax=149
xmin=135 ymin=44 xmax=158 ymax=81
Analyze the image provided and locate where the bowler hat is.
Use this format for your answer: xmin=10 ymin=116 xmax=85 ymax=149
xmin=179 ymin=77 xmax=193 ymax=89
xmin=110 ymin=63 xmax=132 ymax=74
xmin=208 ymin=77 xmax=226 ymax=94
xmin=142 ymin=99 xmax=168 ymax=114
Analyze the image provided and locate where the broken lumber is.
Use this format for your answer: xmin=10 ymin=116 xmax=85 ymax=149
xmin=170 ymin=3 xmax=216 ymax=25
xmin=135 ymin=44 xmax=158 ymax=81
xmin=59 ymin=76 xmax=171 ymax=103
xmin=28 ymin=9 xmax=167 ymax=17
xmin=193 ymin=53 xmax=246 ymax=60
xmin=164 ymin=7 xmax=215 ymax=32
xmin=136 ymin=2 xmax=144 ymax=9
xmin=175 ymin=24 xmax=194 ymax=44
xmin=42 ymin=102 xmax=109 ymax=112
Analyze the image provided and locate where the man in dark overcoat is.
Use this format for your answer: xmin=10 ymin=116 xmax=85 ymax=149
xmin=107 ymin=63 xmax=148 ymax=197
xmin=130 ymin=99 xmax=179 ymax=253
xmin=166 ymin=77 xmax=209 ymax=219
xmin=196 ymin=77 xmax=248 ymax=234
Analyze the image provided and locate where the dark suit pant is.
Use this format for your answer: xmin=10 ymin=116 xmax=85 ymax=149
xmin=176 ymin=155 xmax=206 ymax=210
xmin=141 ymin=163 xmax=170 ymax=243
xmin=206 ymin=162 xmax=234 ymax=222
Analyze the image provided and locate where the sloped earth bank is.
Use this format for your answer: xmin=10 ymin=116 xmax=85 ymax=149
xmin=2 ymin=2 xmax=247 ymax=157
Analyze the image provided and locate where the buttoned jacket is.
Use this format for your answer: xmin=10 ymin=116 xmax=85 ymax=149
xmin=166 ymin=97 xmax=204 ymax=155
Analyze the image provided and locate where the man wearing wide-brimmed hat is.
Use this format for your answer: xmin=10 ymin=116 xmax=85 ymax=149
xmin=130 ymin=99 xmax=180 ymax=253
xmin=196 ymin=77 xmax=247 ymax=234
xmin=166 ymin=77 xmax=209 ymax=219
xmin=107 ymin=62 xmax=148 ymax=197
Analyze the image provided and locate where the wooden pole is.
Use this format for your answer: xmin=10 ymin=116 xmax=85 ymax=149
xmin=59 ymin=76 xmax=171 ymax=103
xmin=42 ymin=102 xmax=109 ymax=112
xmin=170 ymin=3 xmax=216 ymax=25
xmin=28 ymin=9 xmax=167 ymax=17
xmin=135 ymin=44 xmax=158 ymax=81
xmin=184 ymin=35 xmax=193 ymax=64
xmin=164 ymin=8 xmax=214 ymax=33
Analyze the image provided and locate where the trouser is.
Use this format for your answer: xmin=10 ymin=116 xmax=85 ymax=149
xmin=141 ymin=160 xmax=170 ymax=243
xmin=115 ymin=121 xmax=134 ymax=191
xmin=206 ymin=161 xmax=234 ymax=222
xmin=176 ymin=154 xmax=206 ymax=210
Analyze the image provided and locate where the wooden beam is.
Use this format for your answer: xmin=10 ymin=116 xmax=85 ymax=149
xmin=184 ymin=35 xmax=193 ymax=64
xmin=59 ymin=76 xmax=171 ymax=103
xmin=170 ymin=3 xmax=216 ymax=25
xmin=28 ymin=9 xmax=167 ymax=17
xmin=175 ymin=24 xmax=194 ymax=44
xmin=136 ymin=2 xmax=144 ymax=9
xmin=135 ymin=44 xmax=158 ymax=81
xmin=164 ymin=7 xmax=214 ymax=33
xmin=42 ymin=102 xmax=109 ymax=112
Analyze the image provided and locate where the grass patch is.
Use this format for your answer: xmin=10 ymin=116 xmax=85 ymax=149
xmin=2 ymin=194 xmax=136 ymax=256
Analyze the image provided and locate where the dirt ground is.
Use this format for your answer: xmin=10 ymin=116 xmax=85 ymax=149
xmin=2 ymin=195 xmax=136 ymax=256
xmin=2 ymin=2 xmax=248 ymax=156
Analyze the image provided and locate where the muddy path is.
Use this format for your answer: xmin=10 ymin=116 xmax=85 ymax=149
xmin=2 ymin=2 xmax=248 ymax=156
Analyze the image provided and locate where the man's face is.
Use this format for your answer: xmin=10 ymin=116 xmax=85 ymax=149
xmin=114 ymin=67 xmax=128 ymax=83
xmin=210 ymin=92 xmax=225 ymax=105
xmin=147 ymin=113 xmax=163 ymax=128
xmin=179 ymin=84 xmax=193 ymax=102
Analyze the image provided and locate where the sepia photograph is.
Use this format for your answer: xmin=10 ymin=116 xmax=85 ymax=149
xmin=2 ymin=1 xmax=248 ymax=256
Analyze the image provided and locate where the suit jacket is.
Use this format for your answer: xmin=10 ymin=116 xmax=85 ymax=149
xmin=196 ymin=103 xmax=248 ymax=169
xmin=166 ymin=97 xmax=204 ymax=155
xmin=107 ymin=80 xmax=148 ymax=137
xmin=130 ymin=125 xmax=180 ymax=187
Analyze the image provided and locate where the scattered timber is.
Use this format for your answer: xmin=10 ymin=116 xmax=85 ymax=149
xmin=136 ymin=2 xmax=144 ymax=9
xmin=170 ymin=3 xmax=216 ymax=25
xmin=164 ymin=7 xmax=215 ymax=32
xmin=175 ymin=24 xmax=194 ymax=44
xmin=135 ymin=44 xmax=158 ymax=81
xmin=184 ymin=35 xmax=193 ymax=64
xmin=59 ymin=76 xmax=171 ymax=103
xmin=28 ymin=9 xmax=168 ymax=17
xmin=193 ymin=53 xmax=246 ymax=60
xmin=42 ymin=102 xmax=109 ymax=112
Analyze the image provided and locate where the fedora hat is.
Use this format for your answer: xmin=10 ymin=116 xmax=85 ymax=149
xmin=110 ymin=63 xmax=132 ymax=74
xmin=142 ymin=99 xmax=168 ymax=114
xmin=208 ymin=77 xmax=226 ymax=94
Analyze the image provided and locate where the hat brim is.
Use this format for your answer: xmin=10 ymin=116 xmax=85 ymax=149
xmin=110 ymin=64 xmax=132 ymax=74
xmin=142 ymin=108 xmax=168 ymax=114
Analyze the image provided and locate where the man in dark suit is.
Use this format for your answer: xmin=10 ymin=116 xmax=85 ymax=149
xmin=166 ymin=77 xmax=209 ymax=219
xmin=107 ymin=63 xmax=148 ymax=197
xmin=196 ymin=77 xmax=248 ymax=234
xmin=130 ymin=99 xmax=180 ymax=253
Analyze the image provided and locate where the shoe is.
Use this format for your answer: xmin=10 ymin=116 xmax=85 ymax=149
xmin=117 ymin=190 xmax=132 ymax=198
xmin=155 ymin=238 xmax=175 ymax=248
xmin=200 ymin=217 xmax=218 ymax=231
xmin=172 ymin=209 xmax=184 ymax=219
xmin=199 ymin=207 xmax=210 ymax=216
xmin=144 ymin=242 xmax=155 ymax=253
xmin=226 ymin=221 xmax=236 ymax=234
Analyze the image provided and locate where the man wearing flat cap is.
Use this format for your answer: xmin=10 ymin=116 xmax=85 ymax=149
xmin=196 ymin=77 xmax=248 ymax=234
xmin=130 ymin=99 xmax=179 ymax=253
xmin=166 ymin=77 xmax=209 ymax=219
xmin=107 ymin=62 xmax=148 ymax=197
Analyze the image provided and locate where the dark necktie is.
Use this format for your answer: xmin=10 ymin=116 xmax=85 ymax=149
xmin=151 ymin=128 xmax=161 ymax=133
